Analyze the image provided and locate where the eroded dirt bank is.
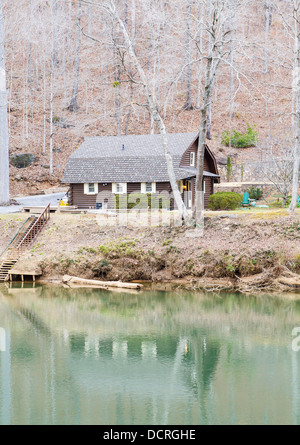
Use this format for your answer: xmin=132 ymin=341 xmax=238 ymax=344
xmin=1 ymin=210 xmax=300 ymax=293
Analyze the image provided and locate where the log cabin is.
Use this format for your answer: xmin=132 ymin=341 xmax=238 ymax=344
xmin=62 ymin=133 xmax=220 ymax=210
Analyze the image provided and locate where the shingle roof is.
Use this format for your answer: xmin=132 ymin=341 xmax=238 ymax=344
xmin=62 ymin=133 xmax=216 ymax=184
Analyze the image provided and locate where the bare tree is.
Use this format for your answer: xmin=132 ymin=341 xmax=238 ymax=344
xmin=184 ymin=0 xmax=193 ymax=110
xmin=100 ymin=0 xmax=189 ymax=221
xmin=68 ymin=0 xmax=82 ymax=111
xmin=290 ymin=0 xmax=300 ymax=212
xmin=52 ymin=0 xmax=59 ymax=68
xmin=263 ymin=0 xmax=273 ymax=74
xmin=275 ymin=0 xmax=300 ymax=212
xmin=194 ymin=0 xmax=237 ymax=224
xmin=260 ymin=141 xmax=294 ymax=207
xmin=0 ymin=0 xmax=9 ymax=205
xmin=111 ymin=21 xmax=122 ymax=136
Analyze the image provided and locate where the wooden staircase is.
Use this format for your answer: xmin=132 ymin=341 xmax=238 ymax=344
xmin=0 ymin=203 xmax=51 ymax=282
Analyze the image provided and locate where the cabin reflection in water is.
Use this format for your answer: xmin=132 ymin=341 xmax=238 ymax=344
xmin=1 ymin=284 xmax=300 ymax=425
xmin=68 ymin=332 xmax=220 ymax=395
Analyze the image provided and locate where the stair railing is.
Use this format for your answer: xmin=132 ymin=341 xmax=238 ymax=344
xmin=16 ymin=203 xmax=51 ymax=252
xmin=0 ymin=217 xmax=33 ymax=261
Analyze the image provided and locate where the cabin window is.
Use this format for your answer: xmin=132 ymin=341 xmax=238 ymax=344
xmin=141 ymin=182 xmax=156 ymax=194
xmin=112 ymin=183 xmax=127 ymax=194
xmin=146 ymin=182 xmax=153 ymax=193
xmin=84 ymin=183 xmax=98 ymax=195
xmin=190 ymin=152 xmax=195 ymax=167
xmin=203 ymin=179 xmax=206 ymax=194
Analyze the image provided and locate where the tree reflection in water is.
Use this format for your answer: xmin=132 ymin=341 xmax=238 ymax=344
xmin=0 ymin=284 xmax=299 ymax=425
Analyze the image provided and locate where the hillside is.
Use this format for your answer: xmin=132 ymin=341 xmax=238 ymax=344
xmin=2 ymin=1 xmax=294 ymax=196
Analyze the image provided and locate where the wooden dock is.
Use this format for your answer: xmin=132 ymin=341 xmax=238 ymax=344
xmin=22 ymin=205 xmax=86 ymax=214
xmin=23 ymin=206 xmax=57 ymax=214
xmin=8 ymin=269 xmax=42 ymax=282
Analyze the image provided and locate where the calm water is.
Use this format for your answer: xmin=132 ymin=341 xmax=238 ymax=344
xmin=0 ymin=284 xmax=300 ymax=425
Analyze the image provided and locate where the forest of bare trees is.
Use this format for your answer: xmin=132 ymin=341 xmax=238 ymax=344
xmin=0 ymin=0 xmax=299 ymax=212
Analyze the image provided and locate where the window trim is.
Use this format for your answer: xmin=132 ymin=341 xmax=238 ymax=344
xmin=88 ymin=183 xmax=95 ymax=193
xmin=84 ymin=183 xmax=98 ymax=195
xmin=190 ymin=151 xmax=195 ymax=167
xmin=141 ymin=182 xmax=156 ymax=194
xmin=112 ymin=183 xmax=127 ymax=194
xmin=146 ymin=182 xmax=154 ymax=193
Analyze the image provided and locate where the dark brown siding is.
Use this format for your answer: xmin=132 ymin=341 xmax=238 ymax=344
xmin=71 ymin=183 xmax=112 ymax=209
xmin=204 ymin=177 xmax=212 ymax=209
xmin=127 ymin=183 xmax=141 ymax=194
xmin=180 ymin=141 xmax=216 ymax=173
xmin=156 ymin=182 xmax=172 ymax=193
xmin=180 ymin=140 xmax=197 ymax=167
xmin=155 ymin=182 xmax=173 ymax=209
xmin=71 ymin=181 xmax=214 ymax=210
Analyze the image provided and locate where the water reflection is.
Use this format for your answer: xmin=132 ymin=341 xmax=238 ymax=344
xmin=0 ymin=284 xmax=300 ymax=424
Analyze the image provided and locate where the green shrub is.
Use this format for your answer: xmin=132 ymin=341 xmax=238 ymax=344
xmin=208 ymin=192 xmax=243 ymax=210
xmin=221 ymin=123 xmax=258 ymax=148
xmin=246 ymin=186 xmax=263 ymax=200
xmin=285 ymin=196 xmax=292 ymax=207
xmin=294 ymin=254 xmax=300 ymax=272
xmin=226 ymin=156 xmax=232 ymax=182
xmin=269 ymin=196 xmax=291 ymax=208
xmin=93 ymin=260 xmax=111 ymax=277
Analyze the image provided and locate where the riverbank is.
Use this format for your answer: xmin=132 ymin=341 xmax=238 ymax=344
xmin=1 ymin=209 xmax=300 ymax=293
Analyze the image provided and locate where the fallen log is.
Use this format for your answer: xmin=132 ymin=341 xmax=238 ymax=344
xmin=62 ymin=275 xmax=143 ymax=290
xmin=276 ymin=276 xmax=300 ymax=289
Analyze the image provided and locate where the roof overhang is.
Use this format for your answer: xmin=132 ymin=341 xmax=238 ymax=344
xmin=178 ymin=167 xmax=220 ymax=181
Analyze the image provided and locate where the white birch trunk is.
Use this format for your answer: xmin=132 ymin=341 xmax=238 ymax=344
xmin=229 ymin=46 xmax=234 ymax=118
xmin=0 ymin=0 xmax=9 ymax=205
xmin=229 ymin=13 xmax=236 ymax=120
xmin=8 ymin=56 xmax=12 ymax=137
xmin=195 ymin=55 xmax=213 ymax=224
xmin=194 ymin=0 xmax=225 ymax=224
xmin=62 ymin=0 xmax=67 ymax=103
xmin=195 ymin=3 xmax=203 ymax=110
xmin=290 ymin=5 xmax=300 ymax=213
xmin=106 ymin=2 xmax=188 ymax=221
xmin=43 ymin=58 xmax=46 ymax=155
xmin=50 ymin=68 xmax=54 ymax=176
xmin=131 ymin=0 xmax=136 ymax=49
xmin=112 ymin=25 xmax=121 ymax=136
